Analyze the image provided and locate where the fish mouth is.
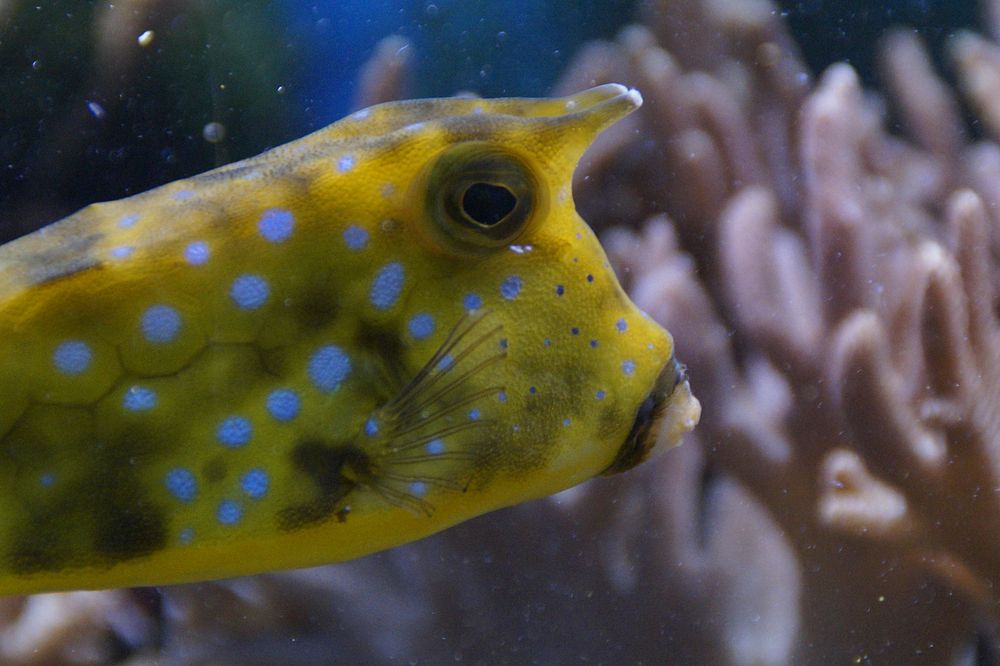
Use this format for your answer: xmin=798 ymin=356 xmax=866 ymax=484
xmin=601 ymin=356 xmax=701 ymax=476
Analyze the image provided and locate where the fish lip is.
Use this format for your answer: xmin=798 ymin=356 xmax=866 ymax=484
xmin=601 ymin=356 xmax=695 ymax=476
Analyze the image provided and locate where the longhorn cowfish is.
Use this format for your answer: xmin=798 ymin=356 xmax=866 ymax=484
xmin=0 ymin=84 xmax=700 ymax=594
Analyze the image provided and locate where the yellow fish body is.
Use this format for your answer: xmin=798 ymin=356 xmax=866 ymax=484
xmin=0 ymin=84 xmax=699 ymax=594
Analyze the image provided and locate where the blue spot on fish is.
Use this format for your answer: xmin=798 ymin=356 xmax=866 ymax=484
xmin=616 ymin=318 xmax=628 ymax=333
xmin=370 ymin=262 xmax=404 ymax=310
xmin=230 ymin=274 xmax=270 ymax=310
xmin=468 ymin=408 xmax=481 ymax=421
xmin=426 ymin=439 xmax=445 ymax=455
xmin=217 ymin=416 xmax=252 ymax=448
xmin=408 ymin=313 xmax=435 ymax=340
xmin=308 ymin=345 xmax=352 ymax=392
xmin=53 ymin=340 xmax=92 ymax=375
xmin=622 ymin=359 xmax=636 ymax=376
xmin=240 ymin=468 xmax=270 ymax=500
xmin=365 ymin=417 xmax=379 ymax=437
xmin=595 ymin=389 xmax=606 ymax=400
xmin=343 ymin=224 xmax=369 ymax=250
xmin=500 ymin=275 xmax=522 ymax=300
xmin=123 ymin=386 xmax=157 ymax=411
xmin=409 ymin=481 xmax=428 ymax=497
xmin=266 ymin=389 xmax=300 ymax=422
xmin=141 ymin=304 xmax=181 ymax=344
xmin=258 ymin=208 xmax=295 ymax=244
xmin=118 ymin=213 xmax=140 ymax=229
xmin=217 ymin=500 xmax=243 ymax=525
xmin=179 ymin=528 xmax=194 ymax=545
xmin=165 ymin=468 xmax=197 ymax=502
xmin=185 ymin=241 xmax=210 ymax=265
xmin=555 ymin=284 xmax=565 ymax=296
xmin=337 ymin=154 xmax=356 ymax=172
xmin=463 ymin=293 xmax=482 ymax=311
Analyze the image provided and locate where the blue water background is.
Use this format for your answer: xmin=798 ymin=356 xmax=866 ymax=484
xmin=283 ymin=0 xmax=636 ymax=128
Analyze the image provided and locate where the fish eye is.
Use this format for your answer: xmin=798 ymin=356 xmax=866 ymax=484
xmin=462 ymin=182 xmax=517 ymax=226
xmin=425 ymin=143 xmax=536 ymax=254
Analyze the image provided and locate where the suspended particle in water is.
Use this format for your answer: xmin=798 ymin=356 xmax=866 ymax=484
xmin=87 ymin=101 xmax=106 ymax=119
xmin=137 ymin=30 xmax=155 ymax=47
xmin=203 ymin=122 xmax=226 ymax=144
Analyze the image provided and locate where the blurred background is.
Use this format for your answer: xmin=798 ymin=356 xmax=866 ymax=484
xmin=0 ymin=1 xmax=980 ymax=241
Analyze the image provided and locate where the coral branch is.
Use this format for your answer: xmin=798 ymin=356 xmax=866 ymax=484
xmin=879 ymin=30 xmax=965 ymax=165
xmin=352 ymin=35 xmax=413 ymax=110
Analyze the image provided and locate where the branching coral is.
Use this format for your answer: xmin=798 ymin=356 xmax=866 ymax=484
xmin=577 ymin=0 xmax=1000 ymax=660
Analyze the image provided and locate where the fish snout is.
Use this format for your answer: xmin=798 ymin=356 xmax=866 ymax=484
xmin=601 ymin=357 xmax=701 ymax=475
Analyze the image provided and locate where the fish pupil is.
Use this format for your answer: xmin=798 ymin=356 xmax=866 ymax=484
xmin=462 ymin=182 xmax=517 ymax=226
